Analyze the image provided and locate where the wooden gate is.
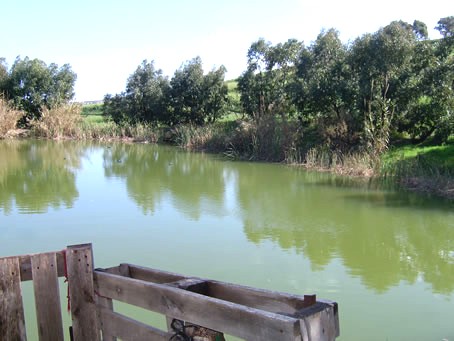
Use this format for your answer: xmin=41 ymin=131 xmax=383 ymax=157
xmin=0 ymin=244 xmax=339 ymax=341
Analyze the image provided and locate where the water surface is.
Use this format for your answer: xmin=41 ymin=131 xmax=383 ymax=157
xmin=1 ymin=140 xmax=453 ymax=340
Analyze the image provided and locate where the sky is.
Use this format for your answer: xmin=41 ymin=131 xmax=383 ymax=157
xmin=1 ymin=0 xmax=451 ymax=102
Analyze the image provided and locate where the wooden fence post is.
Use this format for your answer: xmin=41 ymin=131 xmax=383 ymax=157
xmin=66 ymin=243 xmax=101 ymax=341
xmin=0 ymin=257 xmax=27 ymax=341
xmin=31 ymin=252 xmax=64 ymax=341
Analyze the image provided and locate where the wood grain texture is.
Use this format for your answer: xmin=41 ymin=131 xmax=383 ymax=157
xmin=31 ymin=252 xmax=64 ymax=341
xmin=96 ymin=295 xmax=116 ymax=341
xmin=98 ymin=306 xmax=170 ymax=341
xmin=0 ymin=257 xmax=27 ymax=341
xmin=67 ymin=244 xmax=100 ymax=341
xmin=94 ymin=271 xmax=300 ymax=341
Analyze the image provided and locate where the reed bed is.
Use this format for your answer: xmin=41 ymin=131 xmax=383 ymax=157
xmin=0 ymin=98 xmax=24 ymax=138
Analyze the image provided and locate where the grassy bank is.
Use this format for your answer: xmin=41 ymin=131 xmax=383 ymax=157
xmin=381 ymin=143 xmax=454 ymax=199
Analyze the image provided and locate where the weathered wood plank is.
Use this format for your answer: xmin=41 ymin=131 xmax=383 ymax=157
xmin=127 ymin=264 xmax=186 ymax=283
xmin=98 ymin=306 xmax=170 ymax=341
xmin=96 ymin=295 xmax=116 ymax=341
xmin=0 ymin=251 xmax=65 ymax=282
xmin=0 ymin=257 xmax=27 ymax=340
xmin=124 ymin=264 xmax=328 ymax=315
xmin=67 ymin=244 xmax=100 ymax=341
xmin=31 ymin=252 xmax=64 ymax=341
xmin=94 ymin=270 xmax=300 ymax=341
xmin=297 ymin=302 xmax=339 ymax=340
xmin=20 ymin=252 xmax=65 ymax=282
xmin=165 ymin=278 xmax=208 ymax=294
xmin=206 ymin=281 xmax=316 ymax=315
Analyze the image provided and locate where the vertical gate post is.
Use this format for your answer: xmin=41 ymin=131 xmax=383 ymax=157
xmin=31 ymin=252 xmax=64 ymax=341
xmin=0 ymin=257 xmax=27 ymax=341
xmin=66 ymin=243 xmax=101 ymax=341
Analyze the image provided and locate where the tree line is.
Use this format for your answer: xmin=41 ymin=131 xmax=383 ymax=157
xmin=102 ymin=17 xmax=453 ymax=155
xmin=237 ymin=18 xmax=453 ymax=155
xmin=0 ymin=17 xmax=452 ymax=156
xmin=103 ymin=57 xmax=229 ymax=126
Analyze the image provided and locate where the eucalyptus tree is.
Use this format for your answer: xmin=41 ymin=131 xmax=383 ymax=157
xmin=238 ymin=38 xmax=302 ymax=120
xmin=349 ymin=21 xmax=417 ymax=153
xmin=167 ymin=57 xmax=228 ymax=125
xmin=125 ymin=60 xmax=169 ymax=123
xmin=296 ymin=29 xmax=359 ymax=149
xmin=167 ymin=57 xmax=206 ymax=125
xmin=202 ymin=65 xmax=229 ymax=123
xmin=238 ymin=39 xmax=271 ymax=119
xmin=3 ymin=57 xmax=76 ymax=122
xmin=392 ymin=18 xmax=454 ymax=143
xmin=412 ymin=20 xmax=428 ymax=40
xmin=435 ymin=16 xmax=454 ymax=38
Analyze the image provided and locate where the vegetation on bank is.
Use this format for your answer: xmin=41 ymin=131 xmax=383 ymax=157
xmin=1 ymin=17 xmax=453 ymax=198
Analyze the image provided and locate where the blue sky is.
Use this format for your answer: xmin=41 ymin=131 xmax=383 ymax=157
xmin=1 ymin=0 xmax=451 ymax=101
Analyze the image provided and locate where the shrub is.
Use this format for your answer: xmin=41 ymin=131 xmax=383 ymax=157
xmin=31 ymin=104 xmax=82 ymax=139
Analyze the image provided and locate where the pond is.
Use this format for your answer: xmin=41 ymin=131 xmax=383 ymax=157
xmin=1 ymin=140 xmax=453 ymax=340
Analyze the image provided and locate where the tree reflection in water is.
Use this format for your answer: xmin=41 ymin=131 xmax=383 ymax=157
xmin=0 ymin=140 xmax=81 ymax=214
xmin=102 ymin=143 xmax=454 ymax=295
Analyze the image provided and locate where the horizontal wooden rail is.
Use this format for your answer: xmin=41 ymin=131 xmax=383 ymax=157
xmin=94 ymin=264 xmax=340 ymax=341
xmin=98 ymin=306 xmax=171 ymax=341
xmin=94 ymin=270 xmax=301 ymax=340
xmin=1 ymin=250 xmax=66 ymax=282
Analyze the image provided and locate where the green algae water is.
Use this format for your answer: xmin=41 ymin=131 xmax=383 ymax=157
xmin=1 ymin=140 xmax=453 ymax=340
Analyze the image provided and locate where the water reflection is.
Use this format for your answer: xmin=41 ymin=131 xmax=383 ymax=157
xmin=237 ymin=165 xmax=454 ymax=294
xmin=101 ymin=143 xmax=454 ymax=295
xmin=103 ymin=144 xmax=227 ymax=219
xmin=0 ymin=140 xmax=81 ymax=214
xmin=2 ymin=140 xmax=453 ymax=298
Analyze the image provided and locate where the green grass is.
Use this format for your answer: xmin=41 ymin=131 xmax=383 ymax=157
xmin=82 ymin=114 xmax=105 ymax=124
xmin=81 ymin=103 xmax=103 ymax=116
xmin=384 ymin=143 xmax=454 ymax=171
xmin=225 ymin=79 xmax=238 ymax=92
xmin=81 ymin=103 xmax=107 ymax=125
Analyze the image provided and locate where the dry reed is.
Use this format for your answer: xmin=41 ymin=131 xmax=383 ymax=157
xmin=0 ymin=98 xmax=24 ymax=138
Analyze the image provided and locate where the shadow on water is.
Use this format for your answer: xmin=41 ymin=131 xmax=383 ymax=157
xmin=304 ymin=172 xmax=453 ymax=212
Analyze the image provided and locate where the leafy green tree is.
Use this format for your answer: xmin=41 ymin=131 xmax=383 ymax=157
xmin=102 ymin=93 xmax=130 ymax=124
xmin=297 ymin=29 xmax=359 ymax=149
xmin=167 ymin=57 xmax=228 ymax=125
xmin=238 ymin=38 xmax=301 ymax=120
xmin=413 ymin=20 xmax=428 ymax=40
xmin=238 ymin=39 xmax=273 ymax=119
xmin=3 ymin=57 xmax=76 ymax=122
xmin=125 ymin=60 xmax=169 ymax=123
xmin=435 ymin=16 xmax=454 ymax=37
xmin=394 ymin=18 xmax=453 ymax=143
xmin=349 ymin=21 xmax=417 ymax=153
xmin=168 ymin=57 xmax=205 ymax=125
xmin=202 ymin=66 xmax=228 ymax=123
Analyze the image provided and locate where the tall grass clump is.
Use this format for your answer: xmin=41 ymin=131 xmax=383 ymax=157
xmin=304 ymin=146 xmax=375 ymax=176
xmin=31 ymin=104 xmax=82 ymax=139
xmin=79 ymin=120 xmax=160 ymax=142
xmin=0 ymin=98 xmax=24 ymax=138
xmin=172 ymin=124 xmax=220 ymax=150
